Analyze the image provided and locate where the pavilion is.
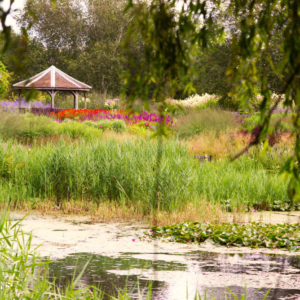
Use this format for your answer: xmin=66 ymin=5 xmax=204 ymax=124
xmin=13 ymin=66 xmax=92 ymax=109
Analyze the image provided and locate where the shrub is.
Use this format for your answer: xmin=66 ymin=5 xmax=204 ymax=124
xmin=84 ymin=119 xmax=127 ymax=133
xmin=168 ymin=94 xmax=220 ymax=109
xmin=104 ymin=98 xmax=120 ymax=109
xmin=0 ymin=111 xmax=56 ymax=141
xmin=0 ymin=112 xmax=102 ymax=141
xmin=241 ymin=113 xmax=293 ymax=134
xmin=57 ymin=121 xmax=103 ymax=139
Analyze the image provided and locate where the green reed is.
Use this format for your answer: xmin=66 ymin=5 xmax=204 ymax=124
xmin=0 ymin=137 xmax=288 ymax=211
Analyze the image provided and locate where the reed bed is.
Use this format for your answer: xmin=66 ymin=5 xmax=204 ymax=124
xmin=0 ymin=137 xmax=288 ymax=211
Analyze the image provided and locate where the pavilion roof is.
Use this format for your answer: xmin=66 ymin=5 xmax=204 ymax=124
xmin=13 ymin=66 xmax=92 ymax=91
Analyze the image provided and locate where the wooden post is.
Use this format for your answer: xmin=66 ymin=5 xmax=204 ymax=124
xmin=72 ymin=91 xmax=79 ymax=110
xmin=47 ymin=90 xmax=58 ymax=109
xmin=84 ymin=92 xmax=87 ymax=109
xmin=51 ymin=92 xmax=55 ymax=108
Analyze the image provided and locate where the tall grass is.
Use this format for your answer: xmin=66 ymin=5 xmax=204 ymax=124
xmin=0 ymin=137 xmax=288 ymax=211
xmin=175 ymin=109 xmax=237 ymax=138
xmin=0 ymin=111 xmax=130 ymax=142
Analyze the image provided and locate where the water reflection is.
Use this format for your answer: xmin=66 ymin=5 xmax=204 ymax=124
xmin=47 ymin=251 xmax=300 ymax=299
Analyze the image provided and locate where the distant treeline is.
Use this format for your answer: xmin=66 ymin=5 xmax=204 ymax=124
xmin=0 ymin=0 xmax=287 ymax=101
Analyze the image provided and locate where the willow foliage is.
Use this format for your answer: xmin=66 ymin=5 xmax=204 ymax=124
xmin=123 ymin=0 xmax=300 ymax=202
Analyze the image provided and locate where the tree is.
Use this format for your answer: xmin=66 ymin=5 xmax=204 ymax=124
xmin=16 ymin=0 xmax=139 ymax=95
xmin=0 ymin=61 xmax=11 ymax=98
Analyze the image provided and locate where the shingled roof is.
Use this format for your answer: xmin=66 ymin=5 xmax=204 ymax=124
xmin=13 ymin=66 xmax=91 ymax=91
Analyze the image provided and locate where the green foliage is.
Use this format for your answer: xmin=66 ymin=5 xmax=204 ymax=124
xmin=241 ymin=114 xmax=293 ymax=134
xmin=217 ymin=95 xmax=240 ymax=111
xmin=0 ymin=112 xmax=103 ymax=141
xmin=192 ymin=44 xmax=232 ymax=97
xmin=0 ymin=155 xmax=24 ymax=181
xmin=0 ymin=61 xmax=11 ymax=97
xmin=84 ymin=119 xmax=127 ymax=133
xmin=175 ymin=109 xmax=237 ymax=138
xmin=123 ymin=0 xmax=300 ymax=203
xmin=10 ymin=0 xmax=135 ymax=96
xmin=0 ymin=112 xmax=55 ymax=141
xmin=0 ymin=138 xmax=289 ymax=211
xmin=128 ymin=123 xmax=153 ymax=137
xmin=150 ymin=221 xmax=300 ymax=251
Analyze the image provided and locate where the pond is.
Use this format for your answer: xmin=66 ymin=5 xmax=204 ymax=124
xmin=11 ymin=212 xmax=300 ymax=299
xmin=47 ymin=251 xmax=300 ymax=299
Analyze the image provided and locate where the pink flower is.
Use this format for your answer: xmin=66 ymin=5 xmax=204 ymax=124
xmin=146 ymin=233 xmax=149 ymax=235
xmin=254 ymin=210 xmax=257 ymax=212
xmin=54 ymin=208 xmax=58 ymax=211
xmin=132 ymin=238 xmax=136 ymax=242
xmin=246 ymin=149 xmax=249 ymax=154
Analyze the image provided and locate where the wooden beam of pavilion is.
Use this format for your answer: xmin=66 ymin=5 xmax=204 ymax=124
xmin=13 ymin=66 xmax=92 ymax=110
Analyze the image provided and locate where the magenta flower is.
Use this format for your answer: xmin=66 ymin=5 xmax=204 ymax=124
xmin=254 ymin=210 xmax=257 ymax=212
xmin=132 ymin=238 xmax=136 ymax=242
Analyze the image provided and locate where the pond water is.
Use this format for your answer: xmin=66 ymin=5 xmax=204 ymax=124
xmin=47 ymin=251 xmax=300 ymax=299
xmin=10 ymin=212 xmax=300 ymax=299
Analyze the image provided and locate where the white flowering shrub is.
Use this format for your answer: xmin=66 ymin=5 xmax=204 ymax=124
xmin=251 ymin=93 xmax=286 ymax=110
xmin=104 ymin=98 xmax=120 ymax=109
xmin=167 ymin=94 xmax=219 ymax=108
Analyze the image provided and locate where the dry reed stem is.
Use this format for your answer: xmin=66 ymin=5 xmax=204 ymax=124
xmin=2 ymin=199 xmax=231 ymax=227
xmin=188 ymin=131 xmax=294 ymax=158
xmin=188 ymin=131 xmax=250 ymax=158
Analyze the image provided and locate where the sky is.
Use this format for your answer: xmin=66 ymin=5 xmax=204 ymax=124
xmin=0 ymin=0 xmax=185 ymax=32
xmin=0 ymin=0 xmax=26 ymax=31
